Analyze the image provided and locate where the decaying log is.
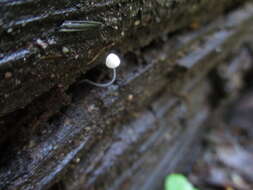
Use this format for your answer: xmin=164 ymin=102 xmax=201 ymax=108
xmin=0 ymin=0 xmax=245 ymax=116
xmin=1 ymin=1 xmax=253 ymax=190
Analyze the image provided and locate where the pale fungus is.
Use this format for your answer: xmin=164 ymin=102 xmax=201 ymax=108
xmin=105 ymin=53 xmax=121 ymax=69
xmin=81 ymin=53 xmax=121 ymax=87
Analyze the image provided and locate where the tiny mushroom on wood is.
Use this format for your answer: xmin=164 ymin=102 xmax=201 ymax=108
xmin=81 ymin=53 xmax=121 ymax=87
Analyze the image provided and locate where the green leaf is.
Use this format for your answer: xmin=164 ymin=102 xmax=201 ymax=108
xmin=165 ymin=174 xmax=198 ymax=190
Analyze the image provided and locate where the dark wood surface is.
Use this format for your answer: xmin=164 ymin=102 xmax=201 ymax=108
xmin=1 ymin=1 xmax=253 ymax=190
xmin=0 ymin=0 xmax=244 ymax=116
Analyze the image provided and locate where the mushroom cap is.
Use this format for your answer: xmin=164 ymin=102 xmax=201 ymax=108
xmin=105 ymin=53 xmax=121 ymax=69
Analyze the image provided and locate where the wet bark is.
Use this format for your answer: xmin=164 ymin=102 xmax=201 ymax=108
xmin=0 ymin=1 xmax=253 ymax=190
xmin=0 ymin=0 xmax=245 ymax=116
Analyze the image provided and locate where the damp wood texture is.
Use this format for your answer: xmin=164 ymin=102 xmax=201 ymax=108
xmin=1 ymin=1 xmax=253 ymax=190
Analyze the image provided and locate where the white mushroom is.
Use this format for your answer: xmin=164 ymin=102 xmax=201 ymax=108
xmin=81 ymin=52 xmax=121 ymax=87
xmin=105 ymin=53 xmax=121 ymax=69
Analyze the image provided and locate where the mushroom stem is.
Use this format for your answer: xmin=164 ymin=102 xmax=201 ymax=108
xmin=81 ymin=68 xmax=117 ymax=87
